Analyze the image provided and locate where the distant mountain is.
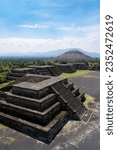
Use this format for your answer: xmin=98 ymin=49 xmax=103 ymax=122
xmin=57 ymin=50 xmax=93 ymax=62
xmin=0 ymin=48 xmax=100 ymax=58
xmin=40 ymin=48 xmax=100 ymax=58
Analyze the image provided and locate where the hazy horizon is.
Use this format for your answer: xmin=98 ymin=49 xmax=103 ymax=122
xmin=0 ymin=48 xmax=100 ymax=59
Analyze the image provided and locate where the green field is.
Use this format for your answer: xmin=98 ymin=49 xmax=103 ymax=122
xmin=61 ymin=70 xmax=95 ymax=78
xmin=0 ymin=124 xmax=7 ymax=130
xmin=0 ymin=81 xmax=14 ymax=90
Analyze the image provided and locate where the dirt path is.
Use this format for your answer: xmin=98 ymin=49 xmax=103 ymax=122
xmin=69 ymin=71 xmax=100 ymax=101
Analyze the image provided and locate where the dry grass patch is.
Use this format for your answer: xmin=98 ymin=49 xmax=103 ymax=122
xmin=61 ymin=70 xmax=95 ymax=78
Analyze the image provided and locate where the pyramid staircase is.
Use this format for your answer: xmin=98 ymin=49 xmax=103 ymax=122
xmin=51 ymin=82 xmax=86 ymax=120
xmin=0 ymin=75 xmax=86 ymax=144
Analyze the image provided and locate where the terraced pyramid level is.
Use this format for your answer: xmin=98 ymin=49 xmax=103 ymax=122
xmin=0 ymin=75 xmax=87 ymax=144
xmin=73 ymin=63 xmax=89 ymax=70
xmin=55 ymin=64 xmax=76 ymax=73
xmin=7 ymin=65 xmax=60 ymax=81
xmin=7 ymin=67 xmax=36 ymax=81
xmin=7 ymin=64 xmax=77 ymax=81
xmin=28 ymin=65 xmax=60 ymax=76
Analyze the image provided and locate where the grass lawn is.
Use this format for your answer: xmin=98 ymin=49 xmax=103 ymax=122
xmin=61 ymin=70 xmax=95 ymax=78
xmin=0 ymin=124 xmax=7 ymax=130
xmin=0 ymin=81 xmax=14 ymax=90
xmin=84 ymin=94 xmax=95 ymax=110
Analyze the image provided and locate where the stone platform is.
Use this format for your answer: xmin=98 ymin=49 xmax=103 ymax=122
xmin=0 ymin=74 xmax=87 ymax=144
xmin=7 ymin=64 xmax=77 ymax=81
xmin=73 ymin=63 xmax=89 ymax=70
xmin=55 ymin=64 xmax=76 ymax=73
xmin=7 ymin=68 xmax=36 ymax=81
xmin=28 ymin=65 xmax=59 ymax=76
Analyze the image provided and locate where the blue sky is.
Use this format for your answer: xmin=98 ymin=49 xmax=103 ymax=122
xmin=0 ymin=0 xmax=100 ymax=55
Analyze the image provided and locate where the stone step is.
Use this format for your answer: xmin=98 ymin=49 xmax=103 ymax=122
xmin=72 ymin=88 xmax=80 ymax=97
xmin=34 ymin=69 xmax=52 ymax=75
xmin=17 ymin=74 xmax=51 ymax=84
xmin=77 ymin=93 xmax=86 ymax=103
xmin=36 ymin=70 xmax=51 ymax=73
xmin=6 ymin=93 xmax=56 ymax=111
xmin=12 ymin=68 xmax=35 ymax=74
xmin=12 ymin=83 xmax=50 ymax=99
xmin=0 ymin=111 xmax=68 ymax=143
xmin=51 ymin=82 xmax=86 ymax=120
xmin=0 ymin=100 xmax=61 ymax=125
xmin=49 ymin=68 xmax=60 ymax=76
xmin=51 ymin=72 xmax=59 ymax=76
xmin=38 ymin=72 xmax=52 ymax=76
xmin=66 ymin=83 xmax=74 ymax=91
xmin=37 ymin=70 xmax=50 ymax=73
xmin=55 ymin=66 xmax=76 ymax=73
xmin=10 ymin=72 xmax=25 ymax=77
xmin=0 ymin=91 xmax=6 ymax=100
xmin=7 ymin=76 xmax=19 ymax=81
xmin=12 ymin=77 xmax=68 ymax=98
xmin=75 ymin=104 xmax=87 ymax=119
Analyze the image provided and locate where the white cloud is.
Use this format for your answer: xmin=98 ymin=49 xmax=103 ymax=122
xmin=57 ymin=25 xmax=85 ymax=32
xmin=0 ymin=24 xmax=100 ymax=55
xmin=19 ymin=24 xmax=49 ymax=29
xmin=0 ymin=37 xmax=99 ymax=55
xmin=19 ymin=23 xmax=95 ymax=32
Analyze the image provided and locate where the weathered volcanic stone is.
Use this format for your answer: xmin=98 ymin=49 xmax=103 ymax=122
xmin=8 ymin=68 xmax=36 ymax=81
xmin=0 ymin=91 xmax=6 ymax=100
xmin=51 ymin=82 xmax=86 ymax=120
xmin=12 ymin=68 xmax=36 ymax=73
xmin=0 ymin=75 xmax=87 ymax=144
xmin=28 ymin=65 xmax=59 ymax=76
xmin=73 ymin=63 xmax=89 ymax=70
xmin=55 ymin=64 xmax=76 ymax=73
xmin=0 ymin=111 xmax=68 ymax=144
